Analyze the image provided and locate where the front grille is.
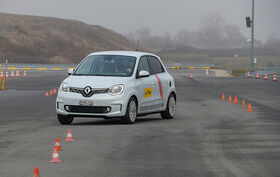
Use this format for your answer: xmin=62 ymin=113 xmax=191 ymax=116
xmin=70 ymin=87 xmax=108 ymax=97
xmin=64 ymin=105 xmax=111 ymax=114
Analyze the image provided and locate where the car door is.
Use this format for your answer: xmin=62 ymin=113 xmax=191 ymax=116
xmin=135 ymin=56 xmax=158 ymax=113
xmin=147 ymin=56 xmax=166 ymax=110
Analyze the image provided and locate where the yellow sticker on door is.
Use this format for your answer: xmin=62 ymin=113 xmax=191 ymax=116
xmin=144 ymin=87 xmax=152 ymax=98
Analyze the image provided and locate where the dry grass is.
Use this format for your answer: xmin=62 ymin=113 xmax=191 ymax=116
xmin=212 ymin=56 xmax=280 ymax=69
xmin=0 ymin=13 xmax=137 ymax=63
xmin=159 ymin=52 xmax=280 ymax=69
xmin=232 ymin=69 xmax=248 ymax=76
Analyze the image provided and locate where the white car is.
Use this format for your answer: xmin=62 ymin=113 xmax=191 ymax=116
xmin=56 ymin=51 xmax=176 ymax=124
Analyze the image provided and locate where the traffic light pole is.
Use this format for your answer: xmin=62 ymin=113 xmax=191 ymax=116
xmin=250 ymin=0 xmax=255 ymax=71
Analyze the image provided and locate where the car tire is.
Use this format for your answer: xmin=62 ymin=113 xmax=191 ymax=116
xmin=57 ymin=114 xmax=74 ymax=125
xmin=161 ymin=94 xmax=176 ymax=119
xmin=121 ymin=97 xmax=137 ymax=124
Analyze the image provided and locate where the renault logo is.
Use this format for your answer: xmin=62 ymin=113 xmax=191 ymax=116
xmin=84 ymin=86 xmax=92 ymax=95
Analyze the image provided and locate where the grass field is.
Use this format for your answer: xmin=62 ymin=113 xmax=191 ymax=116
xmin=159 ymin=53 xmax=280 ymax=70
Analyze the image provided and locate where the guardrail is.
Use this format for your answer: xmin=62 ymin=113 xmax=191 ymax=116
xmin=167 ymin=66 xmax=212 ymax=69
xmin=1 ymin=67 xmax=76 ymax=71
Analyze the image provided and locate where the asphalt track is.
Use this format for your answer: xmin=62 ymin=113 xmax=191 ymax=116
xmin=0 ymin=69 xmax=280 ymax=177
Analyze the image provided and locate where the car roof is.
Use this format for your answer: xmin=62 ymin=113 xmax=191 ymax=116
xmin=88 ymin=51 xmax=159 ymax=58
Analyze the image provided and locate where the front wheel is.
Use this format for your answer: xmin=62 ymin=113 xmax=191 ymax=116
xmin=161 ymin=94 xmax=176 ymax=119
xmin=121 ymin=97 xmax=137 ymax=124
xmin=57 ymin=114 xmax=74 ymax=124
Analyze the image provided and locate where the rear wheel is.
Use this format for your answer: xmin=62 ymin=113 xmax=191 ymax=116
xmin=161 ymin=94 xmax=176 ymax=119
xmin=57 ymin=114 xmax=74 ymax=124
xmin=121 ymin=97 xmax=137 ymax=124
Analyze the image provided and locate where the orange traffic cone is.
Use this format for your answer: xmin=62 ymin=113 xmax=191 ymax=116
xmin=45 ymin=91 xmax=49 ymax=97
xmin=49 ymin=148 xmax=61 ymax=163
xmin=53 ymin=88 xmax=57 ymax=94
xmin=234 ymin=96 xmax=238 ymax=104
xmin=247 ymin=104 xmax=252 ymax=112
xmin=23 ymin=70 xmax=27 ymax=77
xmin=33 ymin=166 xmax=40 ymax=177
xmin=242 ymin=98 xmax=246 ymax=108
xmin=256 ymin=72 xmax=260 ymax=79
xmin=54 ymin=138 xmax=62 ymax=151
xmin=50 ymin=89 xmax=54 ymax=96
xmin=190 ymin=72 xmax=193 ymax=79
xmin=16 ymin=70 xmax=20 ymax=77
xmin=229 ymin=95 xmax=232 ymax=102
xmin=11 ymin=70 xmax=15 ymax=77
xmin=273 ymin=73 xmax=277 ymax=82
xmin=221 ymin=93 xmax=225 ymax=101
xmin=264 ymin=73 xmax=268 ymax=80
xmin=65 ymin=129 xmax=74 ymax=141
xmin=247 ymin=71 xmax=251 ymax=78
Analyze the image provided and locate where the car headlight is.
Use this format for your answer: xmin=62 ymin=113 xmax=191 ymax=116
xmin=60 ymin=82 xmax=70 ymax=93
xmin=108 ymin=84 xmax=124 ymax=95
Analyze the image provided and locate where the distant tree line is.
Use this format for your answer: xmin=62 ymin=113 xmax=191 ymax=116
xmin=126 ymin=12 xmax=279 ymax=53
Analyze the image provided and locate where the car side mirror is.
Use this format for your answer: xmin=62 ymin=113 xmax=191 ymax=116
xmin=67 ymin=68 xmax=75 ymax=75
xmin=137 ymin=70 xmax=150 ymax=78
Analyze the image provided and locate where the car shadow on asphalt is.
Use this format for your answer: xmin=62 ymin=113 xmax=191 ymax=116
xmin=70 ymin=117 xmax=162 ymax=126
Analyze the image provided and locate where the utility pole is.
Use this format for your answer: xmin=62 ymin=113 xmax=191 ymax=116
xmin=246 ymin=0 xmax=255 ymax=71
xmin=250 ymin=0 xmax=255 ymax=71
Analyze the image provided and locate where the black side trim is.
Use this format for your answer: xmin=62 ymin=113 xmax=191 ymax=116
xmin=67 ymin=114 xmax=109 ymax=118
xmin=137 ymin=111 xmax=163 ymax=117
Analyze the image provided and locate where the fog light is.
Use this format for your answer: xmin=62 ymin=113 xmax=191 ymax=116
xmin=106 ymin=107 xmax=111 ymax=113
xmin=65 ymin=106 xmax=70 ymax=111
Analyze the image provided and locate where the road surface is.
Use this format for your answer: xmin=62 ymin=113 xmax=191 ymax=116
xmin=0 ymin=69 xmax=279 ymax=177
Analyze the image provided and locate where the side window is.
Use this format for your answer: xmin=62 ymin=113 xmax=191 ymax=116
xmin=147 ymin=56 xmax=165 ymax=75
xmin=137 ymin=56 xmax=150 ymax=73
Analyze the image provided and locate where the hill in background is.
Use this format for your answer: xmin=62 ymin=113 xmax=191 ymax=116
xmin=0 ymin=13 xmax=137 ymax=63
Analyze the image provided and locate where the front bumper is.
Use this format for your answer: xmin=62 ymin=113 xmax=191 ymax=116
xmin=56 ymin=91 xmax=128 ymax=118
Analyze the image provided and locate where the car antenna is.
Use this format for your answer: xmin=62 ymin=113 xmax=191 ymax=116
xmin=136 ymin=40 xmax=139 ymax=51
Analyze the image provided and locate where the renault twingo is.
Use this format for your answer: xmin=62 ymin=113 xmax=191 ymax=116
xmin=56 ymin=51 xmax=176 ymax=124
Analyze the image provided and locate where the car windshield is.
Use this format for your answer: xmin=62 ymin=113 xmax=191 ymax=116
xmin=73 ymin=55 xmax=137 ymax=77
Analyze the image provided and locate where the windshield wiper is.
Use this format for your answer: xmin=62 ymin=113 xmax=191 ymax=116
xmin=73 ymin=73 xmax=127 ymax=77
xmin=74 ymin=73 xmax=109 ymax=76
xmin=90 ymin=73 xmax=107 ymax=76
xmin=72 ymin=74 xmax=86 ymax=76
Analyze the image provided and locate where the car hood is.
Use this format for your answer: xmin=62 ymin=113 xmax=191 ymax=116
xmin=63 ymin=76 xmax=130 ymax=88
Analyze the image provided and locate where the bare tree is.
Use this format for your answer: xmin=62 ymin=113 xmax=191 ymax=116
xmin=174 ymin=12 xmax=247 ymax=49
xmin=127 ymin=12 xmax=248 ymax=50
xmin=135 ymin=27 xmax=151 ymax=40
xmin=264 ymin=33 xmax=280 ymax=54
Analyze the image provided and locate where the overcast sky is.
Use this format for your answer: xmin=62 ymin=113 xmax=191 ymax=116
xmin=0 ymin=0 xmax=279 ymax=41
